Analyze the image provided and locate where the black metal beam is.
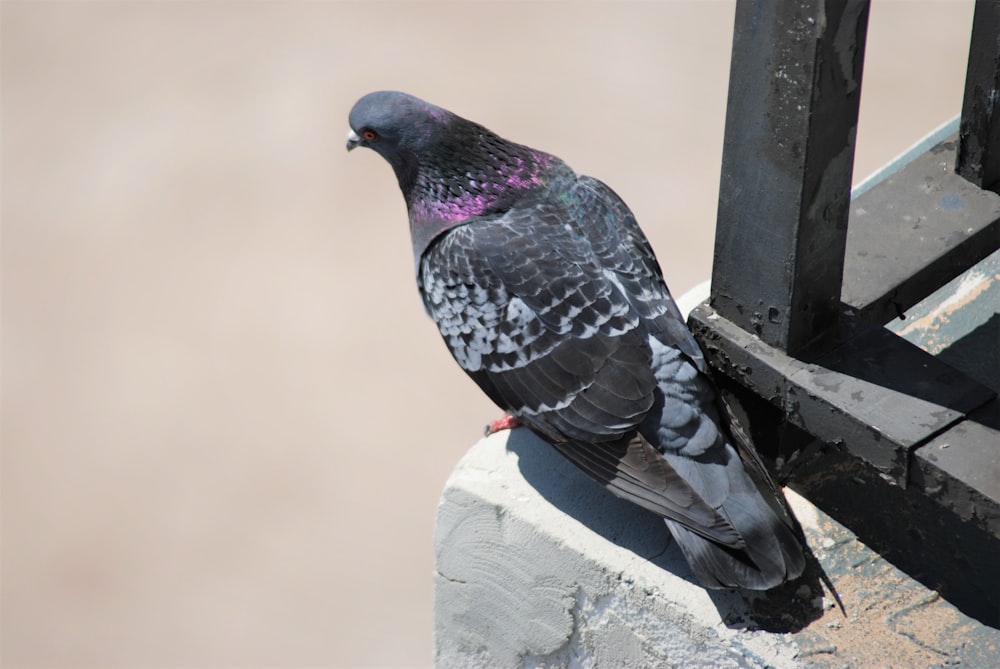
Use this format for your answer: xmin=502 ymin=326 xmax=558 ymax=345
xmin=843 ymin=134 xmax=1000 ymax=324
xmin=687 ymin=305 xmax=995 ymax=486
xmin=911 ymin=398 xmax=1000 ymax=540
xmin=787 ymin=417 xmax=1000 ymax=627
xmin=712 ymin=0 xmax=869 ymax=356
xmin=957 ymin=0 xmax=1000 ymax=193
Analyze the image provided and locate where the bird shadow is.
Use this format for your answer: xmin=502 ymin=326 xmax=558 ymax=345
xmin=505 ymin=427 xmax=828 ymax=633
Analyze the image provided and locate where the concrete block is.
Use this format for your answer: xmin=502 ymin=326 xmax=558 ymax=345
xmin=434 ymin=429 xmax=1000 ymax=668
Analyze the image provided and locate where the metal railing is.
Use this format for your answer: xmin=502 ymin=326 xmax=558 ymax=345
xmin=688 ymin=0 xmax=1000 ymax=626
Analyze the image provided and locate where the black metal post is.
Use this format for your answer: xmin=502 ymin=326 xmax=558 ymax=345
xmin=712 ymin=0 xmax=870 ymax=356
xmin=957 ymin=0 xmax=1000 ymax=193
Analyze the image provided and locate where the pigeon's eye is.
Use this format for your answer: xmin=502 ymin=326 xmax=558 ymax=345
xmin=362 ymin=129 xmax=378 ymax=141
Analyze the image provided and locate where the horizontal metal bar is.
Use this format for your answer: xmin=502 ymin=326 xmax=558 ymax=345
xmin=842 ymin=134 xmax=1000 ymax=324
xmin=687 ymin=304 xmax=994 ymax=486
xmin=911 ymin=399 xmax=1000 ymax=537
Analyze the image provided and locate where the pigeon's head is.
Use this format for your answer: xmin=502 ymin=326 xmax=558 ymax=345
xmin=346 ymin=91 xmax=454 ymax=168
xmin=348 ymin=91 xmax=558 ymax=263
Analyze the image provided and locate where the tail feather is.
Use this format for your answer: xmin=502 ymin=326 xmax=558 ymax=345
xmin=665 ymin=506 xmax=805 ymax=590
xmin=655 ymin=430 xmax=807 ymax=590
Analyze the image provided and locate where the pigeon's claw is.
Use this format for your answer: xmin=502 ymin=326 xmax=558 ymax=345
xmin=484 ymin=413 xmax=520 ymax=436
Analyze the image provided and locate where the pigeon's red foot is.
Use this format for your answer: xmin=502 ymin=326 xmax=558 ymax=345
xmin=484 ymin=413 xmax=520 ymax=436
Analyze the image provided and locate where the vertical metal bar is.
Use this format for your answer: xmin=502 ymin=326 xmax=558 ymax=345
xmin=957 ymin=0 xmax=1000 ymax=193
xmin=712 ymin=0 xmax=870 ymax=356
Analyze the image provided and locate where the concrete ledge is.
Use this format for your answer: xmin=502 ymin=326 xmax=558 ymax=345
xmin=434 ymin=429 xmax=1000 ymax=668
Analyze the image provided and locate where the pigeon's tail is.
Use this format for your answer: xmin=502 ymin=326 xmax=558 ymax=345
xmin=540 ymin=427 xmax=807 ymax=590
xmin=664 ymin=493 xmax=806 ymax=590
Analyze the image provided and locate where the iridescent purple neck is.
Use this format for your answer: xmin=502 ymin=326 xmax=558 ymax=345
xmin=408 ymin=149 xmax=555 ymax=267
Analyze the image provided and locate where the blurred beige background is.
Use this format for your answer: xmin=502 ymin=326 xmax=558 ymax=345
xmin=2 ymin=1 xmax=975 ymax=667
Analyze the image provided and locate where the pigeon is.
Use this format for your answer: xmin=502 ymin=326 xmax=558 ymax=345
xmin=347 ymin=91 xmax=806 ymax=590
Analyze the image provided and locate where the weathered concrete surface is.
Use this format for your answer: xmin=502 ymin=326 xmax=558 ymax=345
xmin=434 ymin=430 xmax=1000 ymax=668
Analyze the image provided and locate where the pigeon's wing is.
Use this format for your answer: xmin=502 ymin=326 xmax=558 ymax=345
xmin=570 ymin=175 xmax=709 ymax=374
xmin=417 ymin=182 xmax=745 ymax=547
xmin=418 ymin=185 xmax=652 ymax=442
xmin=579 ymin=177 xmax=806 ymax=586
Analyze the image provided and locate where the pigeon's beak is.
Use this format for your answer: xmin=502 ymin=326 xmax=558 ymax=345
xmin=346 ymin=130 xmax=361 ymax=152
